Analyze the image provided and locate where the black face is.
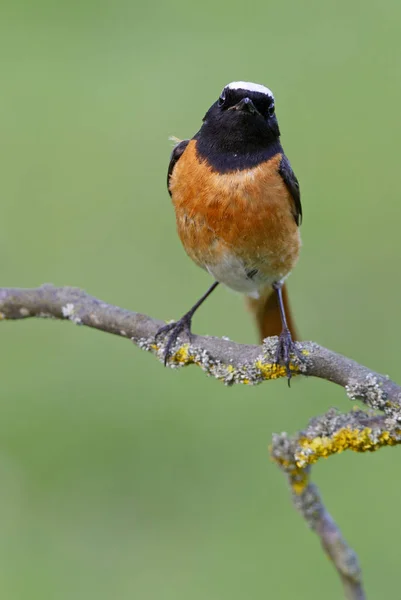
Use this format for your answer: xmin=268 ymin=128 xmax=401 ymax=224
xmin=195 ymin=85 xmax=282 ymax=172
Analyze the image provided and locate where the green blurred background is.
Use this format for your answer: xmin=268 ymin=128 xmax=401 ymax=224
xmin=1 ymin=0 xmax=400 ymax=597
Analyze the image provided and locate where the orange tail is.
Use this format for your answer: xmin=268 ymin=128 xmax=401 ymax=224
xmin=246 ymin=283 xmax=298 ymax=343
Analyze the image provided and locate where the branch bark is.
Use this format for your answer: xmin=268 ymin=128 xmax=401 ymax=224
xmin=1 ymin=284 xmax=399 ymax=599
xmin=1 ymin=284 xmax=400 ymax=404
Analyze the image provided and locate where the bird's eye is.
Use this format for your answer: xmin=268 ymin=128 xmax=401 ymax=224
xmin=268 ymin=104 xmax=275 ymax=117
xmin=218 ymin=92 xmax=226 ymax=107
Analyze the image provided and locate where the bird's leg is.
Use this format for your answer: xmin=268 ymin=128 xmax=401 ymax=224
xmin=272 ymin=281 xmax=302 ymax=384
xmin=156 ymin=281 xmax=219 ymax=365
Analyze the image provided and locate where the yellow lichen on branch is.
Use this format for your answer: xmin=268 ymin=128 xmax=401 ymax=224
xmin=255 ymin=359 xmax=298 ymax=380
xmin=272 ymin=454 xmax=310 ymax=495
xmin=271 ymin=410 xmax=401 ymax=502
xmin=295 ymin=426 xmax=401 ymax=468
xmin=142 ymin=338 xmax=303 ymax=385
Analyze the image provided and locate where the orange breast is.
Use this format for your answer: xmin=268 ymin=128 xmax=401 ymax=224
xmin=169 ymin=139 xmax=301 ymax=287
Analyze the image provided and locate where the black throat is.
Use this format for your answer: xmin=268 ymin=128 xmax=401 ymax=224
xmin=195 ymin=110 xmax=283 ymax=173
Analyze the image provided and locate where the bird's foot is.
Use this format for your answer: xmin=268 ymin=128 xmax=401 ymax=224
xmin=155 ymin=313 xmax=193 ymax=366
xmin=274 ymin=328 xmax=303 ymax=385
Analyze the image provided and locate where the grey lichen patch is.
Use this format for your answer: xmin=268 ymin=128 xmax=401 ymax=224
xmin=136 ymin=336 xmax=157 ymax=352
xmin=299 ymin=341 xmax=321 ymax=354
xmin=271 ymin=431 xmax=296 ymax=466
xmin=262 ymin=336 xmax=279 ymax=361
xmin=346 ymin=374 xmax=389 ymax=411
xmin=61 ymin=303 xmax=82 ymax=325
xmin=301 ymin=407 xmax=354 ymax=439
xmin=62 ymin=303 xmax=75 ymax=318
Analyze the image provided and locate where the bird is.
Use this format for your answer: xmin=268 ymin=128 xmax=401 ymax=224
xmin=157 ymin=81 xmax=302 ymax=380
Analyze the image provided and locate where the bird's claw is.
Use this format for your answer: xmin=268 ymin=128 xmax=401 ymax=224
xmin=155 ymin=314 xmax=193 ymax=366
xmin=274 ymin=329 xmax=302 ymax=385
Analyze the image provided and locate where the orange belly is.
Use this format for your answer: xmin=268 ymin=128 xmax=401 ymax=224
xmin=169 ymin=140 xmax=301 ymax=294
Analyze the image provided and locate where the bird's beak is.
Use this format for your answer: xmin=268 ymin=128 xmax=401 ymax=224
xmin=230 ymin=97 xmax=259 ymax=115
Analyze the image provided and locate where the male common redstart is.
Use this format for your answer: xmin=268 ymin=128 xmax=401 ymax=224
xmin=157 ymin=81 xmax=302 ymax=380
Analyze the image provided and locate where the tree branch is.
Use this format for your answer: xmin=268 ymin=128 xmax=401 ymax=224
xmin=271 ymin=406 xmax=400 ymax=600
xmin=1 ymin=284 xmax=399 ymax=599
xmin=1 ymin=284 xmax=400 ymax=403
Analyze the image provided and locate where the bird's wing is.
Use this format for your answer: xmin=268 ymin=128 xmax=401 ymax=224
xmin=167 ymin=139 xmax=190 ymax=196
xmin=279 ymin=154 xmax=302 ymax=226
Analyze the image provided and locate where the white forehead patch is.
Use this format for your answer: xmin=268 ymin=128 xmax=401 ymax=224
xmin=226 ymin=81 xmax=274 ymax=99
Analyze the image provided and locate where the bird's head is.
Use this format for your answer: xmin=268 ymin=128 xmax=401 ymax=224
xmin=201 ymin=81 xmax=280 ymax=146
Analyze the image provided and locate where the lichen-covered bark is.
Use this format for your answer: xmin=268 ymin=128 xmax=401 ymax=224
xmin=1 ymin=285 xmax=400 ymax=404
xmin=1 ymin=283 xmax=399 ymax=600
